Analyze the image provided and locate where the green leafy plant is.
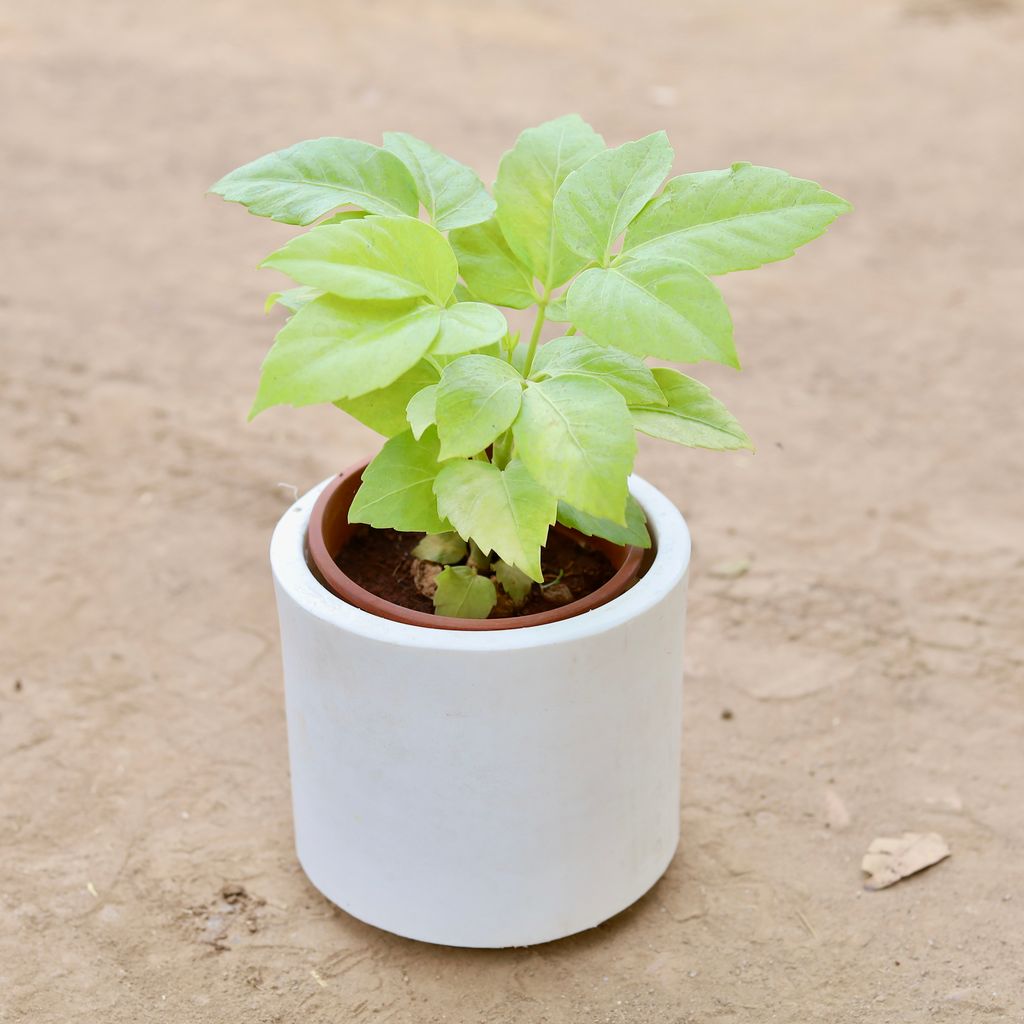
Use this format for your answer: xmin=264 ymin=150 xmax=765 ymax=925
xmin=211 ymin=116 xmax=850 ymax=617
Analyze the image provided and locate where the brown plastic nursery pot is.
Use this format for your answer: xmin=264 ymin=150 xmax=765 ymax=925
xmin=307 ymin=460 xmax=645 ymax=631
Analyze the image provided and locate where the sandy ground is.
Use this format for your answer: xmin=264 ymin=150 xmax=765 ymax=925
xmin=2 ymin=0 xmax=1023 ymax=1020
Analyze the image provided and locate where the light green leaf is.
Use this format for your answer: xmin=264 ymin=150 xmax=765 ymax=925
xmin=209 ymin=138 xmax=418 ymax=225
xmin=335 ymin=360 xmax=439 ymax=437
xmin=348 ymin=428 xmax=449 ymax=533
xmin=545 ymin=295 xmax=570 ymax=322
xmin=431 ymin=302 xmax=508 ymax=356
xmin=557 ymin=496 xmax=651 ymax=549
xmin=494 ymin=559 xmax=534 ymax=607
xmin=632 ymin=367 xmax=752 ymax=450
xmin=512 ymin=376 xmax=636 ymax=522
xmin=433 ymin=342 xmax=503 ymax=368
xmin=509 ymin=341 xmax=531 ymax=376
xmin=494 ymin=114 xmax=605 ymax=290
xmin=383 ymin=131 xmax=496 ymax=230
xmin=318 ymin=209 xmax=367 ymax=225
xmin=412 ymin=532 xmax=468 ymax=565
xmin=433 ymin=459 xmax=556 ymax=581
xmin=434 ymin=355 xmax=523 ymax=459
xmin=531 ymin=334 xmax=665 ymax=407
xmin=449 ymin=218 xmax=537 ymax=309
xmin=554 ymin=131 xmax=673 ymax=263
xmin=265 ymin=285 xmax=322 ymax=313
xmin=567 ymin=259 xmax=737 ymax=367
xmin=433 ymin=566 xmax=497 ymax=619
xmin=466 ymin=539 xmax=491 ymax=573
xmin=250 ymin=296 xmax=440 ymax=415
xmin=261 ymin=217 xmax=457 ymax=305
xmin=623 ymin=163 xmax=852 ymax=274
xmin=405 ymin=384 xmax=438 ymax=439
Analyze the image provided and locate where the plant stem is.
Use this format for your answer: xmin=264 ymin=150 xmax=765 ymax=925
xmin=521 ymin=295 xmax=549 ymax=378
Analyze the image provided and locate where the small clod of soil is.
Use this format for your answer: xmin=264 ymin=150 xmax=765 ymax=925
xmin=410 ymin=558 xmax=442 ymax=598
xmin=221 ymin=882 xmax=248 ymax=905
xmin=335 ymin=526 xmax=616 ymax=618
xmin=187 ymin=883 xmax=265 ymax=952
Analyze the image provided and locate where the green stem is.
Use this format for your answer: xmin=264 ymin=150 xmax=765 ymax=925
xmin=521 ymin=294 xmax=549 ymax=378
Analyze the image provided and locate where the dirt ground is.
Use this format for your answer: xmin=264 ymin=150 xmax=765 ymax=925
xmin=2 ymin=0 xmax=1023 ymax=1020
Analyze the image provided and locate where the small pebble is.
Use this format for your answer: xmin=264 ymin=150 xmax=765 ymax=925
xmin=540 ymin=582 xmax=573 ymax=606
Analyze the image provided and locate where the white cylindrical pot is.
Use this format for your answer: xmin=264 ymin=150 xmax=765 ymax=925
xmin=270 ymin=473 xmax=691 ymax=948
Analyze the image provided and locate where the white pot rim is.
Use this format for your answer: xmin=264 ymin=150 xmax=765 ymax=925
xmin=270 ymin=472 xmax=691 ymax=653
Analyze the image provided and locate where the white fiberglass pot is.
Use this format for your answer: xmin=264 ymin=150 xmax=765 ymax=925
xmin=270 ymin=473 xmax=691 ymax=948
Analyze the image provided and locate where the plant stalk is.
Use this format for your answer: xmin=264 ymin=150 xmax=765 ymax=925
xmin=521 ymin=296 xmax=549 ymax=378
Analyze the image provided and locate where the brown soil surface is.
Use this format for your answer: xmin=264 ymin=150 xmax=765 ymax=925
xmin=336 ymin=526 xmax=616 ymax=617
xmin=3 ymin=1 xmax=1023 ymax=1022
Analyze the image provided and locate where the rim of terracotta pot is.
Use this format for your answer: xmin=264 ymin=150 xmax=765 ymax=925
xmin=306 ymin=460 xmax=647 ymax=631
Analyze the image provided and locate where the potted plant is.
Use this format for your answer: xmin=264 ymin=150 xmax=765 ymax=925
xmin=211 ymin=115 xmax=849 ymax=947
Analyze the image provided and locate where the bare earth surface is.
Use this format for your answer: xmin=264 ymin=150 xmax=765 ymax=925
xmin=2 ymin=1 xmax=1023 ymax=1020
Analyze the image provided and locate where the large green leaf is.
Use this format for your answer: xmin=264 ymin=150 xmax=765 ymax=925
xmin=334 ymin=360 xmax=440 ymax=437
xmin=348 ymin=428 xmax=449 ymax=533
xmin=209 ymin=138 xmax=418 ymax=225
xmin=623 ymin=163 xmax=851 ymax=274
xmin=261 ymin=217 xmax=457 ymax=305
xmin=558 ymin=496 xmax=651 ymax=549
xmin=494 ymin=115 xmax=605 ymax=290
xmin=553 ymin=131 xmax=674 ymax=263
xmin=512 ymin=376 xmax=635 ymax=522
xmin=567 ymin=259 xmax=737 ymax=367
xmin=383 ymin=132 xmax=495 ymax=230
xmin=433 ymin=566 xmax=497 ymax=619
xmin=433 ymin=459 xmax=556 ymax=581
xmin=632 ymin=367 xmax=752 ymax=449
xmin=250 ymin=296 xmax=440 ymax=415
xmin=449 ymin=217 xmax=537 ymax=309
xmin=434 ymin=355 xmax=523 ymax=459
xmin=431 ymin=302 xmax=508 ymax=356
xmin=531 ymin=334 xmax=665 ymax=407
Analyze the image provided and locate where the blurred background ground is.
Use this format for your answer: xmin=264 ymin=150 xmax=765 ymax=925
xmin=2 ymin=0 xmax=1023 ymax=1020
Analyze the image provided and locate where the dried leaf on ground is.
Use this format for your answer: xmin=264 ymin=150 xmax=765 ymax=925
xmin=861 ymin=832 xmax=950 ymax=890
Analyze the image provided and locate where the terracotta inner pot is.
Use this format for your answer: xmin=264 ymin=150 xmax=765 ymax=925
xmin=306 ymin=462 xmax=647 ymax=631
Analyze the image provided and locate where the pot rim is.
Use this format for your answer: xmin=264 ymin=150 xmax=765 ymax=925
xmin=270 ymin=473 xmax=690 ymax=652
xmin=306 ymin=461 xmax=646 ymax=631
